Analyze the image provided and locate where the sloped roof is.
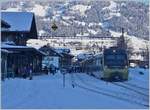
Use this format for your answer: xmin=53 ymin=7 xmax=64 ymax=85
xmin=61 ymin=52 xmax=74 ymax=58
xmin=1 ymin=20 xmax=11 ymax=28
xmin=1 ymin=12 xmax=34 ymax=32
xmin=1 ymin=43 xmax=46 ymax=56
xmin=39 ymin=45 xmax=63 ymax=57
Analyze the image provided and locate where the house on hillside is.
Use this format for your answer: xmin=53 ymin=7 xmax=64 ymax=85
xmin=1 ymin=12 xmax=45 ymax=79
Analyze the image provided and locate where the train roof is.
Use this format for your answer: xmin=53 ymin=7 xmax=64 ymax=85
xmin=104 ymin=47 xmax=127 ymax=54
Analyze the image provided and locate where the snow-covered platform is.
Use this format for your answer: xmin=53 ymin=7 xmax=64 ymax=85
xmin=1 ymin=68 xmax=149 ymax=109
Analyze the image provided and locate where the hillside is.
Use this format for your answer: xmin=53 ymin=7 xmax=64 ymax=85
xmin=1 ymin=0 xmax=149 ymax=40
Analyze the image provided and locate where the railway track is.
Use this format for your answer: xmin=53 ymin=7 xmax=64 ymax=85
xmin=75 ymin=74 xmax=147 ymax=100
xmin=74 ymin=73 xmax=149 ymax=107
xmin=90 ymin=73 xmax=149 ymax=97
xmin=123 ymin=82 xmax=149 ymax=91
xmin=111 ymin=82 xmax=149 ymax=97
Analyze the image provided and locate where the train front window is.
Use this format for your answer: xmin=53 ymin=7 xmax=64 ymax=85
xmin=104 ymin=54 xmax=127 ymax=68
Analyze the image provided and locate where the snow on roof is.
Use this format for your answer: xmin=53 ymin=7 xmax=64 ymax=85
xmin=39 ymin=45 xmax=63 ymax=57
xmin=2 ymin=7 xmax=20 ymax=12
xmin=55 ymin=48 xmax=70 ymax=54
xmin=77 ymin=53 xmax=93 ymax=60
xmin=1 ymin=49 xmax=12 ymax=53
xmin=1 ymin=43 xmax=34 ymax=49
xmin=1 ymin=12 xmax=34 ymax=32
xmin=54 ymin=48 xmax=74 ymax=58
xmin=1 ymin=43 xmax=46 ymax=56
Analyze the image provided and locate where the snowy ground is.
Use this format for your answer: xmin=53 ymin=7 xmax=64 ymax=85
xmin=1 ymin=68 xmax=149 ymax=109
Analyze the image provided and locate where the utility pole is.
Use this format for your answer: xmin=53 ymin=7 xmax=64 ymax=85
xmin=62 ymin=70 xmax=65 ymax=88
xmin=63 ymin=73 xmax=65 ymax=88
xmin=71 ymin=70 xmax=75 ymax=88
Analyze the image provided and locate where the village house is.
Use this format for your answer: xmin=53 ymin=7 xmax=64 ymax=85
xmin=39 ymin=46 xmax=74 ymax=72
xmin=1 ymin=12 xmax=45 ymax=79
xmin=55 ymin=48 xmax=74 ymax=71
xmin=39 ymin=45 xmax=62 ymax=69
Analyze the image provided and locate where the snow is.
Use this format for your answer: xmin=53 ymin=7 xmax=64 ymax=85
xmin=27 ymin=39 xmax=48 ymax=49
xmin=2 ymin=7 xmax=20 ymax=12
xmin=2 ymin=67 xmax=149 ymax=109
xmin=87 ymin=29 xmax=98 ymax=35
xmin=76 ymin=33 xmax=89 ymax=37
xmin=77 ymin=53 xmax=93 ymax=60
xmin=1 ymin=49 xmax=11 ymax=53
xmin=31 ymin=4 xmax=47 ymax=17
xmin=27 ymin=34 xmax=148 ymax=61
xmin=61 ymin=21 xmax=70 ymax=26
xmin=88 ymin=22 xmax=103 ymax=27
xmin=74 ymin=20 xmax=86 ymax=26
xmin=102 ymin=1 xmax=121 ymax=20
xmin=55 ymin=48 xmax=70 ymax=54
xmin=38 ymin=30 xmax=46 ymax=36
xmin=110 ymin=30 xmax=149 ymax=52
xmin=103 ymin=1 xmax=117 ymax=12
xmin=71 ymin=4 xmax=91 ymax=16
xmin=1 ymin=43 xmax=33 ymax=49
xmin=62 ymin=16 xmax=75 ymax=20
xmin=128 ymin=67 xmax=149 ymax=89
xmin=43 ymin=56 xmax=59 ymax=68
xmin=52 ymin=14 xmax=61 ymax=21
xmin=27 ymin=38 xmax=116 ymax=56
xmin=1 ymin=12 xmax=34 ymax=32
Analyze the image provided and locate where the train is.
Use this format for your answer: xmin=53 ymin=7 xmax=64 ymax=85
xmin=79 ymin=47 xmax=129 ymax=81
xmin=101 ymin=47 xmax=129 ymax=81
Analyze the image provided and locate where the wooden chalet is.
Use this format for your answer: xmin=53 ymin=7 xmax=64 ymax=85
xmin=1 ymin=12 xmax=45 ymax=79
xmin=1 ymin=12 xmax=37 ymax=45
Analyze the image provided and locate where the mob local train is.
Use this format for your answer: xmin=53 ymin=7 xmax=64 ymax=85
xmin=79 ymin=47 xmax=129 ymax=81
xmin=101 ymin=47 xmax=129 ymax=81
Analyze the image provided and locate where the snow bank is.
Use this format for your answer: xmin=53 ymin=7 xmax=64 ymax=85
xmin=2 ymin=68 xmax=148 ymax=109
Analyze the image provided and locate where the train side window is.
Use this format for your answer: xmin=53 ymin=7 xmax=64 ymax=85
xmin=100 ymin=60 xmax=102 ymax=64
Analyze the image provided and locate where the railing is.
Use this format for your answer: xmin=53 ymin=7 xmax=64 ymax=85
xmin=38 ymin=36 xmax=118 ymax=40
